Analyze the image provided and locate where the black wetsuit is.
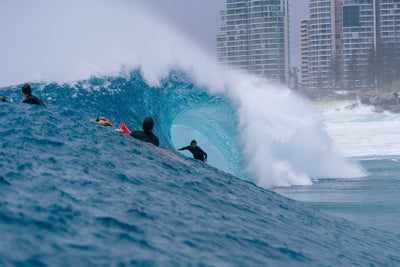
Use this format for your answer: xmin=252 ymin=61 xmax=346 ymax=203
xmin=23 ymin=95 xmax=45 ymax=106
xmin=130 ymin=131 xmax=159 ymax=146
xmin=0 ymin=95 xmax=44 ymax=106
xmin=179 ymin=146 xmax=207 ymax=161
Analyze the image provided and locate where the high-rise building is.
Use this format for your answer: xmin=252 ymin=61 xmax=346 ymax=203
xmin=216 ymin=0 xmax=290 ymax=84
xmin=216 ymin=10 xmax=228 ymax=66
xmin=307 ymin=0 xmax=337 ymax=89
xmin=300 ymin=19 xmax=309 ymax=88
xmin=341 ymin=0 xmax=376 ymax=90
xmin=379 ymin=0 xmax=400 ymax=45
xmin=305 ymin=0 xmax=400 ymax=91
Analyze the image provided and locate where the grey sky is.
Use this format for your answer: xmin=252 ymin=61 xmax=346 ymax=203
xmin=139 ymin=0 xmax=309 ymax=69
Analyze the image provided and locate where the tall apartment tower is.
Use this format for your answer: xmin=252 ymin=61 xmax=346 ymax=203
xmin=307 ymin=0 xmax=337 ymax=89
xmin=216 ymin=0 xmax=290 ymax=84
xmin=379 ymin=0 xmax=400 ymax=45
xmin=341 ymin=0 xmax=376 ymax=90
xmin=305 ymin=0 xmax=400 ymax=91
xmin=216 ymin=10 xmax=228 ymax=66
xmin=300 ymin=19 xmax=309 ymax=88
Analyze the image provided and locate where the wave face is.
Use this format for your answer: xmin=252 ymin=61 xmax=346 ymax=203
xmin=0 ymin=87 xmax=398 ymax=266
xmin=1 ymin=73 xmax=400 ymax=266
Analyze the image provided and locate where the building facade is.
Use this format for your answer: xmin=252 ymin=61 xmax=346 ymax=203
xmin=305 ymin=0 xmax=400 ymax=91
xmin=216 ymin=0 xmax=290 ymax=84
xmin=216 ymin=10 xmax=228 ymax=65
xmin=341 ymin=0 xmax=376 ymax=90
xmin=379 ymin=0 xmax=400 ymax=45
xmin=300 ymin=19 xmax=309 ymax=87
xmin=307 ymin=0 xmax=337 ymax=89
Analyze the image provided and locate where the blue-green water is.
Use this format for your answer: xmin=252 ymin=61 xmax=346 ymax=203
xmin=1 ymin=73 xmax=399 ymax=266
xmin=275 ymin=156 xmax=400 ymax=234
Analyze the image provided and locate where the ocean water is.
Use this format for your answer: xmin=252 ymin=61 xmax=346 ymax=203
xmin=275 ymin=102 xmax=400 ymax=234
xmin=1 ymin=73 xmax=400 ymax=266
xmin=1 ymin=1 xmax=400 ymax=266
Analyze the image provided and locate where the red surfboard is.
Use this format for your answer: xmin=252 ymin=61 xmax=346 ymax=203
xmin=118 ymin=122 xmax=131 ymax=135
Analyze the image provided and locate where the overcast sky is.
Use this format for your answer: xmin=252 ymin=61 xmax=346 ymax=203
xmin=138 ymin=0 xmax=309 ymax=69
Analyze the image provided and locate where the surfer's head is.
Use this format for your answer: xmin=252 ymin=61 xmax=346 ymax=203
xmin=21 ymin=84 xmax=32 ymax=97
xmin=190 ymin=140 xmax=197 ymax=147
xmin=142 ymin=117 xmax=154 ymax=132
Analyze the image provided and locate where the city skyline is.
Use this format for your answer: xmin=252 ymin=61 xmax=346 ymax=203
xmin=140 ymin=0 xmax=308 ymax=69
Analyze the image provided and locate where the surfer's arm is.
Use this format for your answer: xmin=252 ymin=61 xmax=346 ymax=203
xmin=178 ymin=146 xmax=189 ymax=151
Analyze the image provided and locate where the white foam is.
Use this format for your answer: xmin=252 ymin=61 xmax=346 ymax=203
xmin=319 ymin=102 xmax=400 ymax=158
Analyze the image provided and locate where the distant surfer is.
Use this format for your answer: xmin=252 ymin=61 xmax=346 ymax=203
xmin=0 ymin=84 xmax=45 ymax=106
xmin=178 ymin=140 xmax=207 ymax=162
xmin=91 ymin=111 xmax=113 ymax=127
xmin=117 ymin=117 xmax=159 ymax=146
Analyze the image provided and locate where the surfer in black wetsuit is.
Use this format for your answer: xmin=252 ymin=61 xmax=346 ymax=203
xmin=178 ymin=140 xmax=207 ymax=162
xmin=0 ymin=84 xmax=45 ymax=106
xmin=128 ymin=117 xmax=159 ymax=146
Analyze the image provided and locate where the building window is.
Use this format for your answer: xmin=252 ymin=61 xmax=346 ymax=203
xmin=343 ymin=6 xmax=360 ymax=27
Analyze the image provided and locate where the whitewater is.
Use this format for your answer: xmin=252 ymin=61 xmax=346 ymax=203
xmin=276 ymin=101 xmax=400 ymax=234
xmin=0 ymin=1 xmax=399 ymax=266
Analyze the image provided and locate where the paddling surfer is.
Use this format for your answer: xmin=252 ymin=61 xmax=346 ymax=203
xmin=117 ymin=117 xmax=159 ymax=146
xmin=0 ymin=84 xmax=45 ymax=106
xmin=91 ymin=117 xmax=113 ymax=127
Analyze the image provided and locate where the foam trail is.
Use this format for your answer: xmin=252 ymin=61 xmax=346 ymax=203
xmin=0 ymin=0 xmax=364 ymax=187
